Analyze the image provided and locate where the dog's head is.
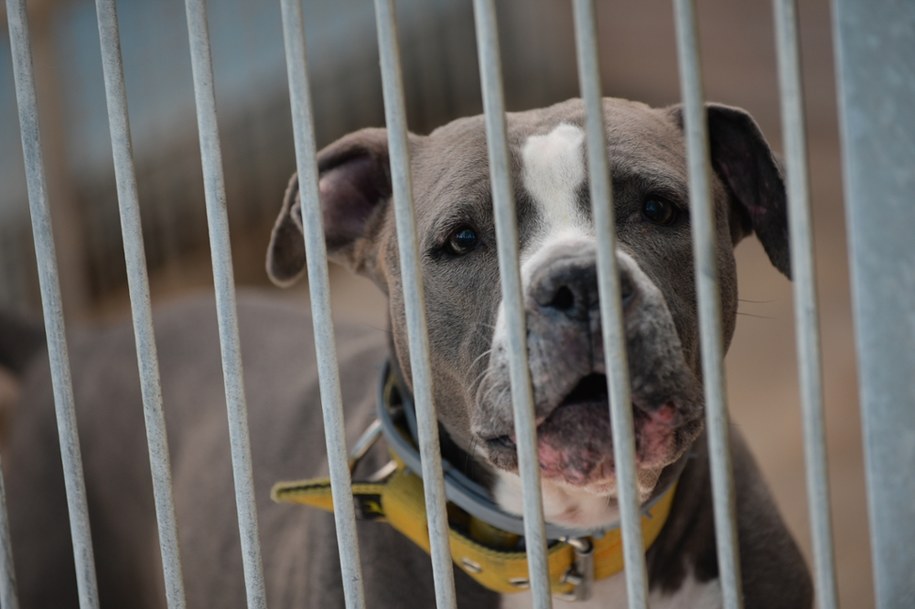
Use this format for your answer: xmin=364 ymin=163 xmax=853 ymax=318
xmin=268 ymin=98 xmax=788 ymax=530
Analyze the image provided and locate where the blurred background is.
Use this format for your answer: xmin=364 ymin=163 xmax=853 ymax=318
xmin=0 ymin=0 xmax=867 ymax=606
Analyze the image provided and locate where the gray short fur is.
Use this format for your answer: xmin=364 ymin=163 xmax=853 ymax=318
xmin=3 ymin=98 xmax=810 ymax=608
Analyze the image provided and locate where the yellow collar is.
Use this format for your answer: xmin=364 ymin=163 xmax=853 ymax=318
xmin=273 ymin=461 xmax=676 ymax=599
xmin=272 ymin=366 xmax=678 ymax=600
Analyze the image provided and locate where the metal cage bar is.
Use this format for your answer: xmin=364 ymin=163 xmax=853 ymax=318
xmin=182 ymin=1 xmax=267 ymax=607
xmin=373 ymin=2 xmax=459 ymax=608
xmin=0 ymin=456 xmax=18 ymax=609
xmin=93 ymin=1 xmax=188 ymax=607
xmin=832 ymin=1 xmax=915 ymax=607
xmin=5 ymin=1 xmax=101 ymax=607
xmin=671 ymin=1 xmax=744 ymax=607
xmin=772 ymin=1 xmax=839 ymax=608
xmin=570 ymin=1 xmax=650 ymax=608
xmin=471 ymin=1 xmax=552 ymax=607
xmin=5 ymin=1 xmax=913 ymax=607
xmin=277 ymin=1 xmax=367 ymax=608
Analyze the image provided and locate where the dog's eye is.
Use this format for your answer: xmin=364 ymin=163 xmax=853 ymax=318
xmin=642 ymin=197 xmax=679 ymax=226
xmin=445 ymin=226 xmax=479 ymax=256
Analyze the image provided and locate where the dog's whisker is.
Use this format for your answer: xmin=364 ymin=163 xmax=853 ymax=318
xmin=469 ymin=347 xmax=494 ymax=375
xmin=468 ymin=358 xmax=497 ymax=396
xmin=477 ymin=382 xmax=500 ymax=409
xmin=350 ymin=322 xmax=392 ymax=336
xmin=465 ymin=436 xmax=479 ymax=479
xmin=478 ymin=380 xmax=510 ymax=411
xmin=469 ymin=372 xmax=489 ymax=397
xmin=736 ymin=311 xmax=775 ymax=320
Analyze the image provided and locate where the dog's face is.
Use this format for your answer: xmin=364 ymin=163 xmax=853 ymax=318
xmin=268 ymin=98 xmax=789 ymax=529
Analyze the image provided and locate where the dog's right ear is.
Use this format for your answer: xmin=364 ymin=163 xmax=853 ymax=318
xmin=667 ymin=103 xmax=791 ymax=279
xmin=267 ymin=128 xmax=392 ymax=286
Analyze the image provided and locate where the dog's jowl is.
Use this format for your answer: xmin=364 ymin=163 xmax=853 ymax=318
xmin=3 ymin=98 xmax=811 ymax=608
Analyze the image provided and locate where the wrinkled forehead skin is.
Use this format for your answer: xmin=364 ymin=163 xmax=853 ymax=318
xmin=381 ymin=98 xmax=737 ymax=452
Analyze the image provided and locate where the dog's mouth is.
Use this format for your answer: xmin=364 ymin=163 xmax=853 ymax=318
xmin=484 ymin=372 xmax=685 ymax=489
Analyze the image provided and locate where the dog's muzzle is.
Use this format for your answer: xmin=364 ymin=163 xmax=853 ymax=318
xmin=477 ymin=249 xmax=704 ymax=490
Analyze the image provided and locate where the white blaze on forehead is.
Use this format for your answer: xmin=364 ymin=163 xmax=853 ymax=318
xmin=490 ymin=123 xmax=593 ymax=353
xmin=520 ymin=122 xmax=589 ymax=244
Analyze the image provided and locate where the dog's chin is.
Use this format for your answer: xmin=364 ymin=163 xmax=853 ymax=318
xmin=486 ymin=428 xmax=672 ymax=531
xmin=482 ymin=373 xmax=691 ymax=501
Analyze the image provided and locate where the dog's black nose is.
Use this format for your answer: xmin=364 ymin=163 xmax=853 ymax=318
xmin=531 ymin=254 xmax=635 ymax=320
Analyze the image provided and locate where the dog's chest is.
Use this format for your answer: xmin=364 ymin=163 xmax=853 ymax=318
xmin=498 ymin=570 xmax=722 ymax=609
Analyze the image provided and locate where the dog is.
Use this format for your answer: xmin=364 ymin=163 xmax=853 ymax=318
xmin=2 ymin=97 xmax=812 ymax=608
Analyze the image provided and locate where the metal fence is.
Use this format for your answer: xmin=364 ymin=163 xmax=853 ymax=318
xmin=0 ymin=0 xmax=490 ymax=315
xmin=2 ymin=0 xmax=913 ymax=608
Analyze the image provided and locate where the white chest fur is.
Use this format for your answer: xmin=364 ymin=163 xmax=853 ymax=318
xmin=499 ymin=571 xmax=722 ymax=609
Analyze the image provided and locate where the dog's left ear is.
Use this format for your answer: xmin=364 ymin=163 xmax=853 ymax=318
xmin=668 ymin=103 xmax=791 ymax=278
xmin=266 ymin=128 xmax=393 ymax=286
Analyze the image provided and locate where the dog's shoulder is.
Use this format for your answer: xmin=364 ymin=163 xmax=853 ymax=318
xmin=729 ymin=429 xmax=814 ymax=609
xmin=646 ymin=429 xmax=813 ymax=609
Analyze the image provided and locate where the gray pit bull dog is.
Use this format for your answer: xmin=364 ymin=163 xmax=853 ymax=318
xmin=3 ymin=98 xmax=811 ymax=608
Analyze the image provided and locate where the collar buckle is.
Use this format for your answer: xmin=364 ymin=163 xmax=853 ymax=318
xmin=558 ymin=537 xmax=594 ymax=601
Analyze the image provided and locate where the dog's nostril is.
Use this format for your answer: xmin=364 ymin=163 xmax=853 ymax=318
xmin=549 ymin=286 xmax=575 ymax=311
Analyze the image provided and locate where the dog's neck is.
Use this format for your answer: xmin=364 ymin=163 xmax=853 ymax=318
xmin=387 ymin=355 xmax=497 ymax=491
xmin=492 ymin=471 xmax=625 ymax=529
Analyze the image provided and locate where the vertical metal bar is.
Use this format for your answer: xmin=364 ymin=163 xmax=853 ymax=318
xmin=471 ymin=1 xmax=552 ymax=607
xmin=571 ymin=2 xmax=649 ymax=608
xmin=372 ymin=2 xmax=459 ymax=608
xmin=93 ymin=1 xmax=187 ymax=607
xmin=4 ymin=1 xmax=101 ymax=608
xmin=277 ymin=2 xmax=366 ymax=608
xmin=0 ymin=457 xmax=19 ymax=609
xmin=182 ymin=1 xmax=267 ymax=607
xmin=832 ymin=2 xmax=915 ymax=607
xmin=671 ymin=1 xmax=743 ymax=608
xmin=772 ymin=2 xmax=839 ymax=608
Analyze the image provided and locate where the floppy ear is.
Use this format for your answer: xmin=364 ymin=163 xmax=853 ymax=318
xmin=266 ymin=128 xmax=392 ymax=286
xmin=669 ymin=103 xmax=791 ymax=278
